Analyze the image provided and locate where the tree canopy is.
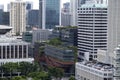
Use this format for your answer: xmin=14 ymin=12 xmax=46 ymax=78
xmin=48 ymin=38 xmax=62 ymax=46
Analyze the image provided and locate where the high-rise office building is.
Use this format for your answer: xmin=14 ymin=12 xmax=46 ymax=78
xmin=26 ymin=1 xmax=33 ymax=29
xmin=70 ymin=0 xmax=77 ymax=26
xmin=26 ymin=1 xmax=33 ymax=10
xmin=62 ymin=2 xmax=70 ymax=13
xmin=107 ymin=0 xmax=120 ymax=58
xmin=39 ymin=0 xmax=45 ymax=29
xmin=27 ymin=10 xmax=39 ymax=27
xmin=97 ymin=0 xmax=120 ymax=64
xmin=77 ymin=0 xmax=108 ymax=60
xmin=2 ymin=12 xmax=9 ymax=25
xmin=0 ymin=5 xmax=4 ymax=10
xmin=0 ymin=4 xmax=9 ymax=26
xmin=10 ymin=0 xmax=26 ymax=35
xmin=70 ymin=0 xmax=83 ymax=26
xmin=61 ymin=2 xmax=71 ymax=26
xmin=39 ymin=0 xmax=60 ymax=29
xmin=8 ymin=1 xmax=32 ymax=12
xmin=0 ymin=9 xmax=3 ymax=24
xmin=76 ymin=0 xmax=120 ymax=80
xmin=7 ymin=4 xmax=10 ymax=12
xmin=70 ymin=0 xmax=108 ymax=26
xmin=0 ymin=5 xmax=4 ymax=25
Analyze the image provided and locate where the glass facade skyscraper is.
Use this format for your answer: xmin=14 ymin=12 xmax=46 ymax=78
xmin=39 ymin=0 xmax=60 ymax=29
xmin=46 ymin=0 xmax=60 ymax=29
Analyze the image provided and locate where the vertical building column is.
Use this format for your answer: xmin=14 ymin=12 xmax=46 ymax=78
xmin=5 ymin=46 xmax=7 ymax=59
xmin=10 ymin=45 xmax=11 ymax=59
xmin=17 ymin=45 xmax=19 ymax=58
xmin=26 ymin=45 xmax=28 ymax=58
xmin=1 ymin=46 xmax=3 ymax=59
xmin=59 ymin=0 xmax=61 ymax=26
xmin=22 ymin=45 xmax=24 ymax=58
xmin=14 ymin=45 xmax=15 ymax=58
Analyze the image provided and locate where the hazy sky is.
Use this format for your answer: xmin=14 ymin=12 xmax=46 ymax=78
xmin=0 ymin=0 xmax=70 ymax=11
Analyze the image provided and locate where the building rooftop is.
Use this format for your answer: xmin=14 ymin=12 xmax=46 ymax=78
xmin=81 ymin=3 xmax=107 ymax=8
xmin=0 ymin=25 xmax=12 ymax=34
xmin=11 ymin=0 xmax=25 ymax=3
xmin=0 ymin=35 xmax=29 ymax=44
xmin=0 ymin=25 xmax=12 ymax=29
xmin=79 ymin=61 xmax=113 ymax=72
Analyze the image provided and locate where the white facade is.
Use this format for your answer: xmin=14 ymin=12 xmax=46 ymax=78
xmin=61 ymin=2 xmax=71 ymax=26
xmin=70 ymin=0 xmax=78 ymax=26
xmin=0 ymin=35 xmax=34 ymax=65
xmin=113 ymin=45 xmax=120 ymax=80
xmin=78 ymin=3 xmax=108 ymax=60
xmin=61 ymin=13 xmax=71 ymax=26
xmin=39 ymin=0 xmax=46 ymax=29
xmin=10 ymin=0 xmax=26 ymax=35
xmin=107 ymin=0 xmax=120 ymax=58
xmin=76 ymin=62 xmax=113 ymax=80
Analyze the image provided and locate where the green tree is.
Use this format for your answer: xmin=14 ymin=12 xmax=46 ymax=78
xmin=39 ymin=46 xmax=45 ymax=56
xmin=11 ymin=76 xmax=26 ymax=80
xmin=31 ymin=62 xmax=41 ymax=72
xmin=49 ymin=38 xmax=62 ymax=46
xmin=69 ymin=76 xmax=75 ymax=80
xmin=48 ymin=67 xmax=64 ymax=80
xmin=1 ymin=62 xmax=45 ymax=79
xmin=2 ymin=62 xmax=18 ymax=78
xmin=0 ymin=78 xmax=8 ymax=80
xmin=18 ymin=62 xmax=33 ymax=76
xmin=28 ymin=71 xmax=50 ymax=80
xmin=18 ymin=62 xmax=42 ymax=76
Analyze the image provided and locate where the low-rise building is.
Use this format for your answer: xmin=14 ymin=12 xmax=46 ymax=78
xmin=0 ymin=35 xmax=33 ymax=65
xmin=44 ymin=44 xmax=75 ymax=76
xmin=0 ymin=25 xmax=34 ymax=65
xmin=75 ymin=61 xmax=113 ymax=80
xmin=113 ymin=45 xmax=120 ymax=80
xmin=45 ymin=45 xmax=74 ymax=62
xmin=32 ymin=29 xmax=52 ymax=45
xmin=0 ymin=25 xmax=34 ymax=78
xmin=22 ymin=31 xmax=32 ymax=43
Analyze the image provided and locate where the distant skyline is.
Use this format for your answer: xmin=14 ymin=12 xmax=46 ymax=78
xmin=0 ymin=0 xmax=70 ymax=11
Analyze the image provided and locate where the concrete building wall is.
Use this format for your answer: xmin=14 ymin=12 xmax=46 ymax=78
xmin=0 ymin=44 xmax=29 ymax=59
xmin=32 ymin=29 xmax=52 ymax=44
xmin=78 ymin=5 xmax=107 ymax=60
xmin=10 ymin=0 xmax=26 ymax=35
xmin=76 ymin=62 xmax=113 ymax=80
xmin=107 ymin=0 xmax=120 ymax=58
xmin=70 ymin=0 xmax=78 ymax=26
xmin=61 ymin=13 xmax=71 ymax=26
